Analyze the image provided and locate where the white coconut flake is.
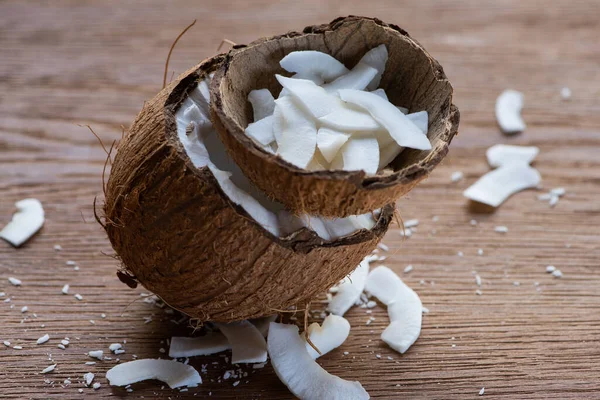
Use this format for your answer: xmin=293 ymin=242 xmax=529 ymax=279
xmin=479 ymin=387 xmax=485 ymax=396
xmin=169 ymin=333 xmax=230 ymax=358
xmin=8 ymin=277 xmax=22 ymax=286
xmin=404 ymin=219 xmax=419 ymax=228
xmin=486 ymin=144 xmax=539 ymax=168
xmin=404 ymin=265 xmax=414 ymax=273
xmin=37 ymin=334 xmax=50 ymax=345
xmin=328 ymin=258 xmax=370 ymax=316
xmin=406 ymin=111 xmax=428 ymax=135
xmin=323 ymin=63 xmax=378 ymax=93
xmin=280 ymin=51 xmax=349 ymax=82
xmin=248 ymin=89 xmax=275 ymax=121
xmin=93 ymin=382 xmax=101 ymax=390
xmin=358 ymin=44 xmax=388 ymax=91
xmin=551 ymin=187 xmax=566 ymax=196
xmin=251 ymin=315 xmax=279 ymax=338
xmin=274 ymin=96 xmax=317 ymax=168
xmin=106 ymin=359 xmax=202 ymax=389
xmin=268 ymin=322 xmax=369 ymax=400
xmin=339 ymin=89 xmax=431 ymax=151
xmin=214 ymin=320 xmax=267 ymax=364
xmin=88 ymin=350 xmax=103 ymax=360
xmin=302 ymin=315 xmax=351 ymax=359
xmin=275 ymin=75 xmax=339 ymax=119
xmin=496 ymin=89 xmax=526 ymax=134
xmin=0 ymin=198 xmax=45 ymax=247
xmin=366 ymin=267 xmax=422 ymax=353
xmin=560 ymin=87 xmax=571 ymax=100
xmin=318 ymin=106 xmax=382 ymax=132
xmin=335 ymin=134 xmax=379 ymax=175
xmin=546 ymin=265 xmax=556 ymax=273
xmin=61 ymin=284 xmax=69 ymax=295
xmin=109 ymin=343 xmax=122 ymax=352
xmin=549 ymin=195 xmax=559 ymax=207
xmin=84 ymin=372 xmax=95 ymax=386
xmin=494 ymin=226 xmax=508 ymax=233
xmin=464 ymin=163 xmax=541 ymax=207
xmin=245 ymin=115 xmax=275 ymax=146
xmin=316 ymin=128 xmax=350 ymax=163
xmin=451 ymin=171 xmax=464 ymax=182
xmin=20 ymin=306 xmax=28 ymax=313
xmin=41 ymin=364 xmax=57 ymax=374
xmin=74 ymin=294 xmax=83 ymax=301
xmin=371 ymin=88 xmax=388 ymax=100
xmin=552 ymin=269 xmax=563 ymax=278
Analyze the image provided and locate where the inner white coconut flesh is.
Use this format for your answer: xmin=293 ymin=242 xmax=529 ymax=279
xmin=176 ymin=76 xmax=376 ymax=240
xmin=244 ymin=46 xmax=432 ymax=175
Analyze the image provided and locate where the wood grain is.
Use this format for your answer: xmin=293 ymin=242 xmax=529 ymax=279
xmin=1 ymin=0 xmax=599 ymax=398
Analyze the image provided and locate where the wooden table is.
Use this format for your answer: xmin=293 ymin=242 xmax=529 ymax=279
xmin=1 ymin=1 xmax=599 ymax=398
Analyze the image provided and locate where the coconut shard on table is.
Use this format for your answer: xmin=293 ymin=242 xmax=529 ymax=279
xmin=211 ymin=16 xmax=459 ymax=217
xmin=101 ymin=16 xmax=456 ymax=322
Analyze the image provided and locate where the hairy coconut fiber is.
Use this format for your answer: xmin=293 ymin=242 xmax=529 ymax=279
xmin=102 ymin=55 xmax=394 ymax=322
xmin=211 ymin=15 xmax=460 ymax=217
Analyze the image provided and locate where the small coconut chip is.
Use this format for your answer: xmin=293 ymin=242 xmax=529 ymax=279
xmin=214 ymin=320 xmax=267 ymax=364
xmin=546 ymin=265 xmax=556 ymax=273
xmin=88 ymin=350 xmax=103 ymax=360
xmin=365 ymin=266 xmax=422 ymax=354
xmin=37 ymin=334 xmax=50 ymax=345
xmin=552 ymin=270 xmax=563 ymax=278
xmin=451 ymin=171 xmax=464 ymax=182
xmin=109 ymin=343 xmax=123 ymax=353
xmin=74 ymin=294 xmax=83 ymax=301
xmin=486 ymin=144 xmax=539 ymax=168
xmin=20 ymin=306 xmax=28 ymax=313
xmin=494 ymin=226 xmax=509 ymax=233
xmin=93 ymin=382 xmax=101 ymax=390
xmin=61 ymin=284 xmax=69 ymax=295
xmin=327 ymin=257 xmax=370 ymax=316
xmin=168 ymin=332 xmax=230 ymax=358
xmin=404 ymin=219 xmax=419 ymax=229
xmin=302 ymin=315 xmax=351 ymax=359
xmin=496 ymin=89 xmax=525 ymax=134
xmin=106 ymin=359 xmax=202 ymax=389
xmin=268 ymin=322 xmax=369 ymax=400
xmin=84 ymin=372 xmax=95 ymax=386
xmin=479 ymin=387 xmax=485 ymax=396
xmin=560 ymin=87 xmax=571 ymax=100
xmin=41 ymin=364 xmax=57 ymax=374
xmin=0 ymin=199 xmax=45 ymax=247
xmin=464 ymin=163 xmax=541 ymax=207
xmin=8 ymin=277 xmax=22 ymax=286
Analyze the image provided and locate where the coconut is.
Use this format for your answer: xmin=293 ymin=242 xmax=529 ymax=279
xmin=102 ymin=55 xmax=393 ymax=323
xmin=211 ymin=16 xmax=459 ymax=217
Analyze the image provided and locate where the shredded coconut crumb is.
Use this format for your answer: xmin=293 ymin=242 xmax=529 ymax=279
xmin=494 ymin=226 xmax=508 ymax=233
xmin=8 ymin=277 xmax=22 ymax=286
xmin=451 ymin=171 xmax=464 ymax=182
xmin=404 ymin=265 xmax=413 ymax=273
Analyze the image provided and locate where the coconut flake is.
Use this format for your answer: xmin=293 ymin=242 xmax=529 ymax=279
xmin=451 ymin=171 xmax=464 ymax=182
xmin=302 ymin=315 xmax=351 ymax=359
xmin=560 ymin=87 xmax=571 ymax=100
xmin=366 ymin=266 xmax=422 ymax=354
xmin=358 ymin=44 xmax=388 ymax=91
xmin=486 ymin=144 xmax=539 ymax=168
xmin=336 ymin=134 xmax=379 ymax=175
xmin=37 ymin=334 xmax=50 ymax=345
xmin=106 ymin=359 xmax=201 ymax=389
xmin=0 ymin=199 xmax=45 ymax=247
xmin=275 ymin=75 xmax=339 ymax=119
xmin=245 ymin=115 xmax=275 ymax=146
xmin=169 ymin=333 xmax=230 ymax=358
xmin=84 ymin=372 xmax=95 ymax=386
xmin=268 ymin=322 xmax=369 ymax=400
xmin=494 ymin=226 xmax=509 ymax=233
xmin=251 ymin=315 xmax=278 ymax=337
xmin=248 ymin=89 xmax=275 ymax=121
xmin=214 ymin=320 xmax=267 ymax=364
xmin=464 ymin=163 xmax=541 ymax=207
xmin=8 ymin=277 xmax=21 ymax=286
xmin=88 ymin=350 xmax=103 ymax=360
xmin=339 ymin=89 xmax=431 ymax=151
xmin=280 ymin=51 xmax=349 ymax=82
xmin=404 ymin=219 xmax=419 ymax=228
xmin=496 ymin=90 xmax=525 ymax=134
xmin=371 ymin=88 xmax=388 ymax=100
xmin=109 ymin=343 xmax=123 ymax=352
xmin=328 ymin=258 xmax=370 ymax=316
xmin=323 ymin=63 xmax=378 ymax=93
xmin=318 ymin=106 xmax=382 ymax=132
xmin=61 ymin=284 xmax=69 ymax=295
xmin=406 ymin=111 xmax=428 ymax=134
xmin=274 ymin=96 xmax=317 ymax=168
xmin=41 ymin=364 xmax=57 ymax=374
xmin=316 ymin=128 xmax=350 ymax=163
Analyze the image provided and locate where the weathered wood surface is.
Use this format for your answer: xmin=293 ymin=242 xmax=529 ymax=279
xmin=1 ymin=1 xmax=599 ymax=398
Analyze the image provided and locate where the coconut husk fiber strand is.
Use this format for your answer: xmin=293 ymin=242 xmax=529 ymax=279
xmin=211 ymin=15 xmax=460 ymax=217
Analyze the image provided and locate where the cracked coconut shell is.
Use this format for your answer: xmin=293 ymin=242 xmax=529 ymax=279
xmin=211 ymin=15 xmax=460 ymax=217
xmin=102 ymin=55 xmax=393 ymax=322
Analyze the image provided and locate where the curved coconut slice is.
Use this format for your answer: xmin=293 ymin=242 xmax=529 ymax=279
xmin=268 ymin=322 xmax=369 ymax=400
xmin=275 ymin=75 xmax=339 ymax=119
xmin=496 ymin=90 xmax=525 ymax=134
xmin=339 ymin=89 xmax=431 ymax=151
xmin=406 ymin=111 xmax=428 ymax=135
xmin=106 ymin=359 xmax=201 ymax=389
xmin=168 ymin=332 xmax=230 ymax=358
xmin=248 ymin=89 xmax=275 ymax=121
xmin=464 ymin=163 xmax=541 ymax=207
xmin=338 ymin=134 xmax=380 ymax=175
xmin=245 ymin=115 xmax=275 ymax=146
xmin=280 ymin=51 xmax=349 ymax=82
xmin=318 ymin=106 xmax=382 ymax=132
xmin=328 ymin=258 xmax=370 ymax=316
xmin=211 ymin=16 xmax=459 ymax=217
xmin=365 ymin=266 xmax=422 ymax=354
xmin=214 ymin=320 xmax=267 ymax=364
xmin=0 ymin=199 xmax=44 ymax=247
xmin=103 ymin=56 xmax=393 ymax=322
xmin=272 ymin=103 xmax=285 ymax=145
xmin=486 ymin=144 xmax=539 ymax=168
xmin=275 ymin=96 xmax=317 ymax=168
xmin=323 ymin=63 xmax=378 ymax=93
xmin=358 ymin=44 xmax=388 ymax=91
xmin=292 ymin=72 xmax=325 ymax=86
xmin=303 ymin=315 xmax=351 ymax=359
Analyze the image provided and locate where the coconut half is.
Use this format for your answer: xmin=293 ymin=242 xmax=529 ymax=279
xmin=268 ymin=322 xmax=369 ymax=400
xmin=211 ymin=16 xmax=459 ymax=217
xmin=102 ymin=56 xmax=393 ymax=322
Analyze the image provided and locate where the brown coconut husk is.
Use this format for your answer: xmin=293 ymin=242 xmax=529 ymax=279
xmin=102 ymin=55 xmax=393 ymax=322
xmin=211 ymin=16 xmax=460 ymax=217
